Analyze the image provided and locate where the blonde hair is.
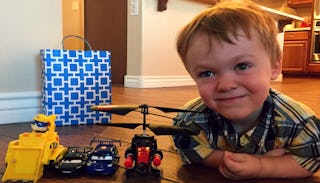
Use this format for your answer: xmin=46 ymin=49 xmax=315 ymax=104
xmin=176 ymin=0 xmax=282 ymax=66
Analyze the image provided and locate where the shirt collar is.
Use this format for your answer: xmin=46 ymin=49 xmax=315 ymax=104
xmin=210 ymin=92 xmax=275 ymax=154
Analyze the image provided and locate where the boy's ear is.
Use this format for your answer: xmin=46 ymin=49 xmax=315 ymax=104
xmin=271 ymin=59 xmax=282 ymax=80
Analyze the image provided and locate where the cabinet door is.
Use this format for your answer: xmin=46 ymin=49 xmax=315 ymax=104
xmin=287 ymin=0 xmax=312 ymax=8
xmin=282 ymin=40 xmax=308 ymax=73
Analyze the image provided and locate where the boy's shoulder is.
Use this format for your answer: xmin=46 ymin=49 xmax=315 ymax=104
xmin=270 ymin=88 xmax=316 ymax=123
xmin=176 ymin=97 xmax=208 ymax=122
xmin=183 ymin=97 xmax=206 ymax=112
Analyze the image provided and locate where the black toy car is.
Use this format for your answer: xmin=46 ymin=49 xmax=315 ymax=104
xmin=86 ymin=138 xmax=121 ymax=175
xmin=54 ymin=146 xmax=93 ymax=174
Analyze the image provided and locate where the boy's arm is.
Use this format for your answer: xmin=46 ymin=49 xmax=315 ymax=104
xmin=201 ymin=148 xmax=286 ymax=169
xmin=201 ymin=149 xmax=224 ymax=168
xmin=218 ymin=151 xmax=313 ymax=180
xmin=258 ymin=154 xmax=313 ymax=178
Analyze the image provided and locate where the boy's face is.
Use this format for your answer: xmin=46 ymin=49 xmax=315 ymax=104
xmin=184 ymin=30 xmax=281 ymax=122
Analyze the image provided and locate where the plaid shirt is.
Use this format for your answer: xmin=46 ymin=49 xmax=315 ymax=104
xmin=173 ymin=89 xmax=320 ymax=173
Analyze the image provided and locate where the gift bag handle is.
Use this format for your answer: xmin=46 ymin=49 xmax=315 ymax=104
xmin=62 ymin=35 xmax=93 ymax=50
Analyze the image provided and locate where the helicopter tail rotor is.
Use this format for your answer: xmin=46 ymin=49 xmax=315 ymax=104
xmin=147 ymin=124 xmax=200 ymax=136
xmin=150 ymin=106 xmax=201 ymax=113
xmin=106 ymin=123 xmax=142 ymax=129
xmin=90 ymin=105 xmax=140 ymax=115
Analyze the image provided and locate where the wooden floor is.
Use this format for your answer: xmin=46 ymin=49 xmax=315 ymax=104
xmin=0 ymin=77 xmax=320 ymax=183
xmin=114 ymin=76 xmax=320 ymax=117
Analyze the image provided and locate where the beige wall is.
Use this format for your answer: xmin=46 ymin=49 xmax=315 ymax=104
xmin=125 ymin=0 xmax=309 ymax=87
xmin=62 ymin=0 xmax=84 ymax=50
xmin=0 ymin=0 xmax=62 ymax=124
xmin=61 ymin=0 xmax=305 ymax=88
xmin=141 ymin=0 xmax=203 ymax=76
xmin=127 ymin=0 xmax=143 ymax=76
xmin=126 ymin=0 xmax=208 ymax=87
xmin=0 ymin=0 xmax=62 ymax=93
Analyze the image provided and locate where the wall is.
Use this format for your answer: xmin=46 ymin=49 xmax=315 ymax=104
xmin=125 ymin=0 xmax=208 ymax=88
xmin=62 ymin=0 xmax=84 ymax=50
xmin=125 ymin=0 xmax=310 ymax=88
xmin=0 ymin=0 xmax=62 ymax=124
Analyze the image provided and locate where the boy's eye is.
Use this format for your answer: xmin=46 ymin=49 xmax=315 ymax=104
xmin=235 ymin=63 xmax=251 ymax=71
xmin=198 ymin=71 xmax=215 ymax=78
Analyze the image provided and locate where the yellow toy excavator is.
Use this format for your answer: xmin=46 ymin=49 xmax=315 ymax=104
xmin=2 ymin=114 xmax=66 ymax=183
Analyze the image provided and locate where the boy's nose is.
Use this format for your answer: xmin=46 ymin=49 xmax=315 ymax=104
xmin=215 ymin=74 xmax=237 ymax=91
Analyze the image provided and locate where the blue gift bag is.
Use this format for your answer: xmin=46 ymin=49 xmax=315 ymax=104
xmin=40 ymin=35 xmax=112 ymax=126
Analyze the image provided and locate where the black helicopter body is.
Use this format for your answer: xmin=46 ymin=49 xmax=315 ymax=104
xmin=124 ymin=134 xmax=163 ymax=177
xmin=90 ymin=104 xmax=200 ymax=178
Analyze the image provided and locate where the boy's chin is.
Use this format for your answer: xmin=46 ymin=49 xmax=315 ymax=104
xmin=219 ymin=111 xmax=252 ymax=122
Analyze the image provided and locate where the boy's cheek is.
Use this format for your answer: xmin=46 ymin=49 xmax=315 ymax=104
xmin=197 ymin=84 xmax=214 ymax=98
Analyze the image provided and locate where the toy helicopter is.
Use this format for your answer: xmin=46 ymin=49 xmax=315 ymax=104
xmin=90 ymin=104 xmax=200 ymax=178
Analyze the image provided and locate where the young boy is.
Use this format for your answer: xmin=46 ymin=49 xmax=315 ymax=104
xmin=173 ymin=0 xmax=320 ymax=180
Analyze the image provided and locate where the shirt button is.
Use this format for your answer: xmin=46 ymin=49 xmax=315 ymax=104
xmin=240 ymin=136 xmax=249 ymax=146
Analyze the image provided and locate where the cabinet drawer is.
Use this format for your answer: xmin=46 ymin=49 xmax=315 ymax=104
xmin=284 ymin=31 xmax=309 ymax=40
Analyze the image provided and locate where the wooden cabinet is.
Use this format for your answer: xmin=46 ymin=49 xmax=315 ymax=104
xmin=287 ymin=0 xmax=312 ymax=8
xmin=307 ymin=63 xmax=320 ymax=73
xmin=282 ymin=31 xmax=309 ymax=74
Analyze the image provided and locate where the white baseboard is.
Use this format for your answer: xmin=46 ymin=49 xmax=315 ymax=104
xmin=124 ymin=75 xmax=196 ymax=88
xmin=0 ymin=91 xmax=41 ymax=124
xmin=125 ymin=74 xmax=283 ymax=88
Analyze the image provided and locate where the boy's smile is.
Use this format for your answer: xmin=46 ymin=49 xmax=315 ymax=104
xmin=185 ymin=30 xmax=281 ymax=122
xmin=214 ymin=94 xmax=248 ymax=105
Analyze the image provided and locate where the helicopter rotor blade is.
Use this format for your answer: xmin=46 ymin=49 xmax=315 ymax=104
xmin=91 ymin=104 xmax=202 ymax=136
xmin=106 ymin=123 xmax=142 ymax=129
xmin=91 ymin=104 xmax=200 ymax=115
xmin=90 ymin=105 xmax=140 ymax=115
xmin=150 ymin=106 xmax=200 ymax=113
xmin=147 ymin=124 xmax=200 ymax=136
